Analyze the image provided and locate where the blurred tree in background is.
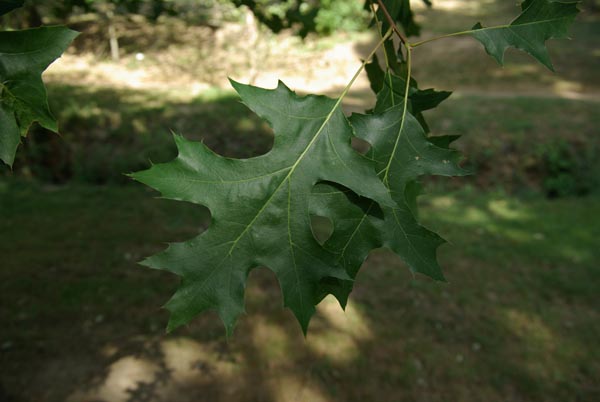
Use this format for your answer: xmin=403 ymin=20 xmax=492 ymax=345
xmin=230 ymin=0 xmax=368 ymax=36
xmin=4 ymin=0 xmax=372 ymax=34
xmin=5 ymin=0 xmax=598 ymax=35
xmin=12 ymin=0 xmax=177 ymax=22
xmin=7 ymin=1 xmax=179 ymax=60
xmin=2 ymin=1 xmax=373 ymax=59
xmin=2 ymin=0 xmax=598 ymax=194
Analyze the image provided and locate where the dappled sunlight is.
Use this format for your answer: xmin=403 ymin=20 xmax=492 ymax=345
xmin=46 ymin=30 xmax=376 ymax=102
xmin=413 ymin=0 xmax=499 ymax=14
xmin=161 ymin=338 xmax=237 ymax=383
xmin=428 ymin=195 xmax=456 ymax=209
xmin=249 ymin=40 xmax=372 ymax=96
xmin=67 ymin=355 xmax=163 ymax=402
xmin=46 ymin=54 xmax=181 ymax=91
xmin=46 ymin=39 xmax=380 ymax=117
xmin=459 ymin=206 xmax=490 ymax=226
xmin=305 ymin=296 xmax=372 ymax=365
xmin=317 ymin=296 xmax=372 ymax=338
xmin=552 ymin=79 xmax=586 ymax=99
xmin=487 ymin=199 xmax=530 ymax=221
xmin=499 ymin=308 xmax=569 ymax=385
xmin=424 ymin=193 xmax=598 ymax=265
xmin=250 ymin=317 xmax=291 ymax=361
xmin=2 ymin=181 xmax=598 ymax=401
xmin=41 ymin=0 xmax=598 ymax=113
xmin=67 ymin=336 xmax=244 ymax=402
xmin=504 ymin=309 xmax=555 ymax=348
xmin=267 ymin=375 xmax=331 ymax=402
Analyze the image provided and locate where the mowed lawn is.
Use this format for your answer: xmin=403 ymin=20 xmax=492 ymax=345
xmin=1 ymin=182 xmax=598 ymax=402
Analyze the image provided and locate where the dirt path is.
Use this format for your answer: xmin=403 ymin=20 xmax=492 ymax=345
xmin=47 ymin=30 xmax=600 ymax=113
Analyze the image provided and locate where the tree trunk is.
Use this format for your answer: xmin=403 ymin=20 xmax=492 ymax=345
xmin=106 ymin=9 xmax=120 ymax=62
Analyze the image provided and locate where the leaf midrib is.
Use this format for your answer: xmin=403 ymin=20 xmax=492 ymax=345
xmin=227 ymin=95 xmax=346 ymax=256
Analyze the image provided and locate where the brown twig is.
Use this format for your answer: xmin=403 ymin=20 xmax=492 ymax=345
xmin=375 ymin=0 xmax=409 ymax=46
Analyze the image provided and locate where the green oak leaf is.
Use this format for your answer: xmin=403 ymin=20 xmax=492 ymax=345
xmin=403 ymin=135 xmax=462 ymax=219
xmin=0 ymin=0 xmax=24 ymax=16
xmin=0 ymin=26 xmax=78 ymax=166
xmin=311 ymin=105 xmax=468 ymax=306
xmin=365 ymin=54 xmax=387 ymax=94
xmin=366 ymin=55 xmax=451 ymax=131
xmin=470 ymin=0 xmax=579 ymax=71
xmin=131 ymin=80 xmax=396 ymax=335
xmin=374 ymin=71 xmax=452 ymax=116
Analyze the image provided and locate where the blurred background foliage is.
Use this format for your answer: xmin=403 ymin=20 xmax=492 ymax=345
xmin=1 ymin=0 xmax=598 ymax=197
xmin=1 ymin=1 xmax=599 ymax=401
xmin=1 ymin=0 xmax=597 ymax=198
xmin=3 ymin=0 xmax=371 ymax=34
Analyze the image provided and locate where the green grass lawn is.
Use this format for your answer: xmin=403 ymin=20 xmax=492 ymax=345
xmin=1 ymin=182 xmax=598 ymax=401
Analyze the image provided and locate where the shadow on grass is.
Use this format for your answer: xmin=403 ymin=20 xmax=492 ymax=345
xmin=3 ymin=83 xmax=274 ymax=184
xmin=0 ymin=183 xmax=598 ymax=402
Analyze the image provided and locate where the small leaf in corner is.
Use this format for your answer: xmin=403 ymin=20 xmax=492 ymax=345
xmin=0 ymin=26 xmax=79 ymax=166
xmin=470 ymin=0 xmax=580 ymax=71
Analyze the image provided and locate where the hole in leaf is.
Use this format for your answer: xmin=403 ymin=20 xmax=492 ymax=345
xmin=314 ymin=182 xmax=385 ymax=220
xmin=201 ymin=114 xmax=274 ymax=159
xmin=310 ymin=215 xmax=334 ymax=245
xmin=351 ymin=137 xmax=372 ymax=155
xmin=309 ymin=181 xmax=385 ymax=247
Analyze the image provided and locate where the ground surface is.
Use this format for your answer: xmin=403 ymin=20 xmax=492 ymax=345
xmin=1 ymin=1 xmax=599 ymax=401
xmin=1 ymin=184 xmax=599 ymax=402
